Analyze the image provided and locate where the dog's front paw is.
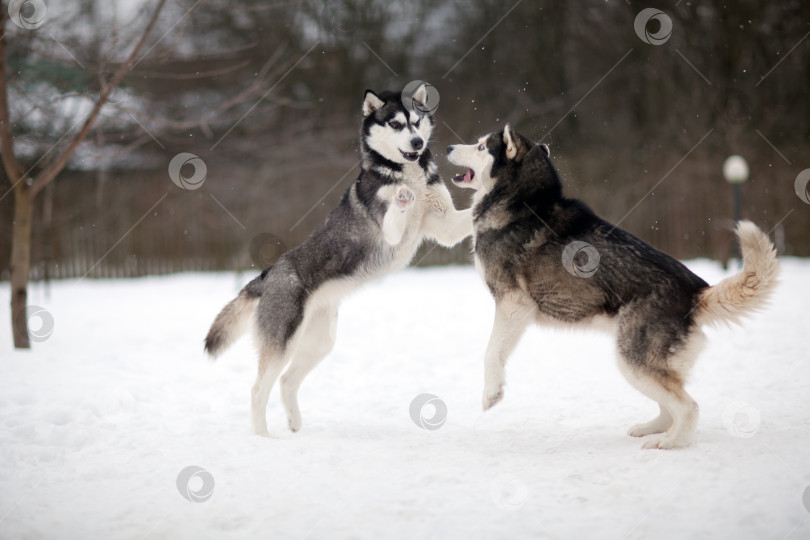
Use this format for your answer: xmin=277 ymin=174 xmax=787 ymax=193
xmin=394 ymin=186 xmax=415 ymax=211
xmin=482 ymin=387 xmax=504 ymax=411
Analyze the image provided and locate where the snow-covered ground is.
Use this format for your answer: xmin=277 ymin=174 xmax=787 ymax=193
xmin=1 ymin=260 xmax=809 ymax=539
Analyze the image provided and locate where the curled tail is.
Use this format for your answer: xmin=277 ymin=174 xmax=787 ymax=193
xmin=696 ymin=220 xmax=779 ymax=327
xmin=204 ymin=273 xmax=266 ymax=358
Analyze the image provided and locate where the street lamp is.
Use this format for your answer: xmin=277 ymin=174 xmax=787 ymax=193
xmin=723 ymin=155 xmax=749 ymax=223
xmin=722 ymin=155 xmax=749 ymax=266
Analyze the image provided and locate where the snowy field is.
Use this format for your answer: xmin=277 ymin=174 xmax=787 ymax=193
xmin=1 ymin=259 xmax=809 ymax=539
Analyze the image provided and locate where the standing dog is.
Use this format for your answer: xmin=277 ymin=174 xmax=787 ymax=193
xmin=447 ymin=124 xmax=779 ymax=449
xmin=206 ymin=86 xmax=471 ymax=436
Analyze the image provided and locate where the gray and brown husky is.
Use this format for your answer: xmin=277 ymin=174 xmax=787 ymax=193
xmin=447 ymin=124 xmax=779 ymax=449
xmin=205 ymin=86 xmax=471 ymax=436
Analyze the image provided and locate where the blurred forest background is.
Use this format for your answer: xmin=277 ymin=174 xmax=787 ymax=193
xmin=1 ymin=0 xmax=809 ymax=280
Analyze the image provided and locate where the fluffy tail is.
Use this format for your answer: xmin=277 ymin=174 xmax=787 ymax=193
xmin=204 ymin=274 xmax=265 ymax=358
xmin=696 ymin=220 xmax=779 ymax=327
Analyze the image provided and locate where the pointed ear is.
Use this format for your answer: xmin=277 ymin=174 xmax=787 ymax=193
xmin=363 ymin=90 xmax=384 ymax=117
xmin=411 ymin=83 xmax=427 ymax=109
xmin=503 ymin=123 xmax=519 ymax=160
xmin=539 ymin=143 xmax=550 ymax=157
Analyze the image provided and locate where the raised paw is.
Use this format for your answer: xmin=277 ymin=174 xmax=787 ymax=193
xmin=394 ymin=186 xmax=415 ymax=211
xmin=288 ymin=416 xmax=302 ymax=433
xmin=482 ymin=387 xmax=504 ymax=411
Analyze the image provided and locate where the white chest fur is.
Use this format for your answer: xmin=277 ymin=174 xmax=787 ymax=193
xmin=375 ymin=164 xmax=436 ymax=272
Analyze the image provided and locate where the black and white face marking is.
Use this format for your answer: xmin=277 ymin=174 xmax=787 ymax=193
xmin=446 ymin=124 xmax=551 ymax=192
xmin=362 ymin=90 xmax=433 ymax=165
xmin=446 ymin=134 xmax=494 ymax=191
xmin=369 ymin=110 xmax=431 ymax=163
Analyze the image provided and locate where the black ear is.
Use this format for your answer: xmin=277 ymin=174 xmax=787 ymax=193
xmin=539 ymin=143 xmax=550 ymax=157
xmin=363 ymin=90 xmax=385 ymax=117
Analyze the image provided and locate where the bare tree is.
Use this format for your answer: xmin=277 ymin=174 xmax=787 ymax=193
xmin=1 ymin=0 xmax=167 ymax=348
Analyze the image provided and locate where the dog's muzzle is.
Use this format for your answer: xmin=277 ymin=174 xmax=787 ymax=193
xmin=400 ymin=149 xmax=420 ymax=162
xmin=452 ymin=168 xmax=475 ymax=184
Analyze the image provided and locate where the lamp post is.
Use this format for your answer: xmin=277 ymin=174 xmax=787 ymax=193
xmin=723 ymin=155 xmax=749 ymax=222
xmin=722 ymin=155 xmax=749 ymax=265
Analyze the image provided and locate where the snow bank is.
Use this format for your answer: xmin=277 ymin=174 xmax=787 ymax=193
xmin=1 ymin=260 xmax=808 ymax=539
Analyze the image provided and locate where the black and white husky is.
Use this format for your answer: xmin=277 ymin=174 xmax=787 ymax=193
xmin=205 ymin=86 xmax=471 ymax=436
xmin=447 ymin=124 xmax=779 ymax=449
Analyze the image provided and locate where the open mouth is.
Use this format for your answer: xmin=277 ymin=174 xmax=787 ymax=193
xmin=400 ymin=149 xmax=420 ymax=162
xmin=452 ymin=168 xmax=475 ymax=184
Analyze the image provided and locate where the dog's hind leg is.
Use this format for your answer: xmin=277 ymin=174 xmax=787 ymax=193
xmin=618 ymin=333 xmax=706 ymax=449
xmin=618 ymin=362 xmax=699 ymax=449
xmin=251 ymin=344 xmax=291 ymax=437
xmin=281 ymin=306 xmax=338 ymax=432
xmin=617 ymin=314 xmax=706 ymax=449
xmin=482 ymin=293 xmax=535 ymax=411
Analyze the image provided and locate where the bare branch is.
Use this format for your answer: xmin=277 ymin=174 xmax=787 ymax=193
xmin=0 ymin=2 xmax=25 ymax=194
xmin=28 ymin=0 xmax=170 ymax=199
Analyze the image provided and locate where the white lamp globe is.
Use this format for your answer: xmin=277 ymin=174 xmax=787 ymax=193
xmin=723 ymin=155 xmax=749 ymax=184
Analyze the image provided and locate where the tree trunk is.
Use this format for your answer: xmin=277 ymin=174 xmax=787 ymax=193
xmin=1 ymin=0 xmax=168 ymax=349
xmin=10 ymin=189 xmax=33 ymax=348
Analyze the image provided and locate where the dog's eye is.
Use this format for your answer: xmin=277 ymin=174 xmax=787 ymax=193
xmin=413 ymin=118 xmax=421 ymax=128
xmin=389 ymin=121 xmax=402 ymax=129
xmin=477 ymin=144 xmax=485 ymax=151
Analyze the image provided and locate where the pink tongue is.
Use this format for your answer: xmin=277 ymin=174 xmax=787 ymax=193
xmin=464 ymin=169 xmax=472 ymax=182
